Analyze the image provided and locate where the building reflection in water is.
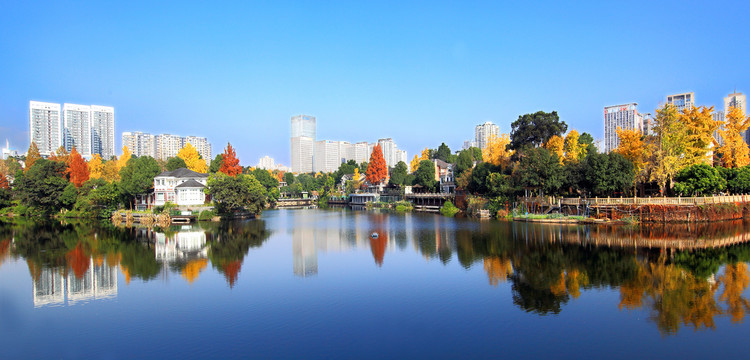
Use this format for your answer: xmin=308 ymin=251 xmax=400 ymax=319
xmin=33 ymin=258 xmax=118 ymax=308
xmin=153 ymin=225 xmax=208 ymax=283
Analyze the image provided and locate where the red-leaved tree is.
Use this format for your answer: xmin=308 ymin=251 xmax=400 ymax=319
xmin=366 ymin=144 xmax=388 ymax=185
xmin=219 ymin=143 xmax=242 ymax=177
xmin=68 ymin=146 xmax=90 ymax=187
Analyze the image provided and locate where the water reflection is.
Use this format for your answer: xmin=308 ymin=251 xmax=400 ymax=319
xmin=2 ymin=213 xmax=750 ymax=336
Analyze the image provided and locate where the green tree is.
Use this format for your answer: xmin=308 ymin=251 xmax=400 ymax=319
xmin=471 ymin=147 xmax=483 ymax=162
xmin=209 ymin=154 xmax=224 ymax=173
xmin=61 ymin=183 xmax=78 ymax=210
xmin=582 ymin=153 xmax=634 ymax=196
xmin=283 ymin=172 xmax=295 ymax=185
xmin=73 ymin=178 xmax=121 ymax=217
xmin=727 ymin=166 xmax=750 ymax=194
xmin=119 ymin=156 xmax=161 ymax=208
xmin=389 ymin=161 xmax=409 ymax=186
xmin=435 ymin=143 xmax=452 ymax=162
xmin=166 ymin=157 xmax=187 ymax=171
xmin=414 ymin=160 xmax=437 ymax=191
xmin=674 ymin=164 xmax=726 ymax=196
xmin=454 ymin=149 xmax=475 ymax=177
xmin=467 ymin=162 xmax=495 ymax=194
xmin=334 ymin=160 xmax=358 ymax=184
xmin=206 ymin=173 xmax=267 ymax=215
xmin=579 ymin=132 xmax=597 ymax=156
xmin=251 ymin=169 xmax=280 ymax=201
xmin=16 ymin=159 xmax=70 ymax=215
xmin=514 ymin=147 xmax=564 ymax=195
xmin=509 ymin=111 xmax=568 ymax=151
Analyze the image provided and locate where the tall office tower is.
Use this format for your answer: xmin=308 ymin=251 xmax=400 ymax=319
xmin=314 ymin=140 xmax=342 ymax=173
xmin=604 ymin=103 xmax=643 ymax=153
xmin=291 ymin=136 xmax=314 ymax=173
xmin=338 ymin=141 xmax=353 ymax=164
xmin=354 ymin=142 xmax=369 ymax=164
xmin=122 ymin=131 xmax=156 ymax=158
xmin=666 ymin=92 xmax=695 ymax=112
xmin=184 ymin=136 xmax=212 ymax=160
xmin=291 ymin=115 xmax=317 ymax=139
xmin=62 ymin=104 xmax=92 ymax=156
xmin=475 ymin=121 xmax=499 ymax=150
xmin=155 ymin=134 xmax=183 ymax=160
xmin=725 ymin=92 xmax=747 ymax=144
xmin=91 ymin=105 xmax=115 ymax=159
xmin=713 ymin=111 xmax=726 ymax=147
xmin=29 ymin=101 xmax=62 ymax=156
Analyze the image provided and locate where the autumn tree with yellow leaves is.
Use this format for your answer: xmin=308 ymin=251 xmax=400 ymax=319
xmin=89 ymin=154 xmax=103 ymax=179
xmin=410 ymin=148 xmax=430 ymax=173
xmin=544 ymin=135 xmax=564 ymax=163
xmin=680 ymin=105 xmax=719 ymax=166
xmin=650 ymin=104 xmax=688 ymax=195
xmin=718 ymin=106 xmax=750 ymax=168
xmin=563 ymin=130 xmax=585 ymax=163
xmin=616 ymin=127 xmax=651 ymax=194
xmin=482 ymin=134 xmax=513 ymax=168
xmin=117 ymin=146 xmax=132 ymax=171
xmin=177 ymin=143 xmax=208 ymax=173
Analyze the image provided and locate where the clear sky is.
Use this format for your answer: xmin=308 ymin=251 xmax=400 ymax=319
xmin=1 ymin=0 xmax=749 ymax=166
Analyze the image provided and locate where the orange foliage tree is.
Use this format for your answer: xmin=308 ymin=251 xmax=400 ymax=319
xmin=366 ymin=144 xmax=387 ymax=185
xmin=68 ymin=146 xmax=90 ymax=187
xmin=25 ymin=142 xmax=41 ymax=172
xmin=0 ymin=171 xmax=9 ymax=190
xmin=219 ymin=143 xmax=242 ymax=176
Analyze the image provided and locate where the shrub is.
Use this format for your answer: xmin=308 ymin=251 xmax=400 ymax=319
xmin=440 ymin=201 xmax=460 ymax=217
xmin=198 ymin=209 xmax=217 ymax=221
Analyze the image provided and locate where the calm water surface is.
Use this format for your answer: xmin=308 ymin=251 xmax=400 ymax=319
xmin=2 ymin=209 xmax=750 ymax=359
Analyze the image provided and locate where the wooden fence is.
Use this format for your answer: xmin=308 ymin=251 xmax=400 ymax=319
xmin=524 ymin=195 xmax=750 ymax=207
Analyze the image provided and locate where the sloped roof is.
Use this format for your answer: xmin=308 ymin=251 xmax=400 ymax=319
xmin=156 ymin=168 xmax=209 ymax=178
xmin=175 ymin=179 xmax=206 ymax=188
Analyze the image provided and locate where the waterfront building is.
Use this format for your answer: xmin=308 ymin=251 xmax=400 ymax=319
xmin=184 ymin=136 xmax=211 ymax=160
xmin=475 ymin=121 xmax=499 ymax=151
xmin=91 ymin=105 xmax=115 ymax=159
xmin=667 ymin=92 xmax=695 ymax=112
xmin=122 ymin=131 xmax=157 ymax=158
xmin=153 ymin=168 xmax=208 ymax=206
xmin=291 ymin=136 xmax=314 ymax=173
xmin=604 ymin=103 xmax=643 ymax=153
xmin=29 ymin=101 xmax=62 ymax=156
xmin=155 ymin=134 xmax=183 ymax=160
xmin=62 ymin=103 xmax=92 ymax=156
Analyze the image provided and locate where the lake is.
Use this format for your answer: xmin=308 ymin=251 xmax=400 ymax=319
xmin=1 ymin=208 xmax=750 ymax=359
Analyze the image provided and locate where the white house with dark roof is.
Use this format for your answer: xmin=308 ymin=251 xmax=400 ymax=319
xmin=153 ymin=168 xmax=209 ymax=206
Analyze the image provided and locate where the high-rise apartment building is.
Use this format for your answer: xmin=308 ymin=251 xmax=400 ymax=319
xmin=184 ymin=136 xmax=212 ymax=160
xmin=29 ymin=101 xmax=62 ymax=156
xmin=713 ymin=111 xmax=726 ymax=147
xmin=122 ymin=132 xmax=156 ymax=158
xmin=353 ymin=142 xmax=369 ymax=164
xmin=291 ymin=136 xmax=314 ymax=173
xmin=257 ymin=156 xmax=275 ymax=170
xmin=91 ymin=105 xmax=115 ymax=159
xmin=291 ymin=115 xmax=317 ymax=139
xmin=475 ymin=121 xmax=499 ymax=150
xmin=62 ymin=103 xmax=92 ymax=156
xmin=725 ymin=92 xmax=747 ymax=144
xmin=604 ymin=103 xmax=643 ymax=153
xmin=666 ymin=92 xmax=695 ymax=112
xmin=156 ymin=134 xmax=183 ymax=160
xmin=314 ymin=140 xmax=343 ymax=173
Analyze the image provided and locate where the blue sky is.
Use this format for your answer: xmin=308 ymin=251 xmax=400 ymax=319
xmin=1 ymin=0 xmax=749 ymax=165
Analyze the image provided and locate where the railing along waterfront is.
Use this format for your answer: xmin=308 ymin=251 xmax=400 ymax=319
xmin=524 ymin=195 xmax=750 ymax=207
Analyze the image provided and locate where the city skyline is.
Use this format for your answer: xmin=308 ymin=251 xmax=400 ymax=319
xmin=2 ymin=1 xmax=750 ymax=164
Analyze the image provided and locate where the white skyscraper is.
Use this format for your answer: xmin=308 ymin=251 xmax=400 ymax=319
xmin=354 ymin=142 xmax=369 ymax=164
xmin=29 ymin=101 xmax=62 ymax=156
xmin=122 ymin=131 xmax=156 ymax=158
xmin=604 ymin=103 xmax=643 ymax=153
xmin=475 ymin=121 xmax=499 ymax=150
xmin=257 ymin=156 xmax=276 ymax=170
xmin=156 ymin=134 xmax=183 ymax=160
xmin=314 ymin=140 xmax=343 ymax=173
xmin=725 ymin=92 xmax=747 ymax=144
xmin=91 ymin=105 xmax=115 ymax=159
xmin=62 ymin=103 xmax=92 ymax=156
xmin=184 ymin=136 xmax=212 ymax=160
xmin=291 ymin=115 xmax=317 ymax=139
xmin=291 ymin=136 xmax=314 ymax=173
xmin=713 ymin=111 xmax=726 ymax=147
